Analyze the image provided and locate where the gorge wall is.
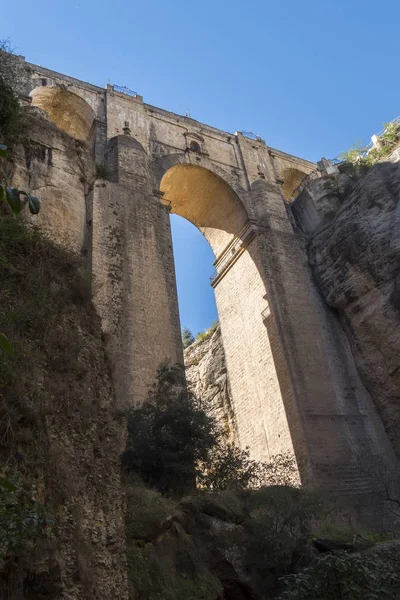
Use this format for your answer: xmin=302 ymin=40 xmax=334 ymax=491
xmin=307 ymin=162 xmax=400 ymax=459
xmin=184 ymin=326 xmax=237 ymax=443
xmin=2 ymin=50 xmax=400 ymax=527
xmin=2 ymin=48 xmax=400 ymax=600
xmin=0 ymin=214 xmax=128 ymax=598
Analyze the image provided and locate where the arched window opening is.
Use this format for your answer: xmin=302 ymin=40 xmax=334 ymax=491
xmin=189 ymin=140 xmax=201 ymax=153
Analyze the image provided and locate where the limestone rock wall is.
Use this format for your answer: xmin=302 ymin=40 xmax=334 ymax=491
xmin=184 ymin=326 xmax=238 ymax=441
xmin=1 ymin=107 xmax=127 ymax=599
xmin=9 ymin=108 xmax=94 ymax=255
xmin=308 ymin=162 xmax=400 ymax=456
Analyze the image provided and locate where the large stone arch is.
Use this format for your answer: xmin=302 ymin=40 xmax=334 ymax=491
xmin=91 ymin=134 xmax=398 ymax=501
xmin=151 ymin=151 xmax=248 ymax=203
xmin=160 ymin=164 xmax=247 ymax=258
xmin=154 ymin=161 xmax=297 ymax=464
xmin=30 ymin=86 xmax=96 ymax=141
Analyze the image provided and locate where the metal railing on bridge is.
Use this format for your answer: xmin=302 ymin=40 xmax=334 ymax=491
xmin=111 ymin=84 xmax=138 ymax=98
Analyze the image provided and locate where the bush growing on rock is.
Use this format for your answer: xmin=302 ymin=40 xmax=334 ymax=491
xmin=195 ymin=320 xmax=219 ymax=344
xmin=121 ymin=363 xmax=218 ymax=495
xmin=279 ymin=547 xmax=400 ymax=600
xmin=0 ymin=475 xmax=51 ymax=568
xmin=121 ymin=363 xmax=298 ymax=495
xmin=245 ymin=486 xmax=322 ymax=591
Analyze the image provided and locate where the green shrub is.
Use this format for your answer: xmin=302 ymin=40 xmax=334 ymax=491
xmin=245 ymin=486 xmax=322 ymax=589
xmin=124 ymin=481 xmax=178 ymax=540
xmin=338 ymin=121 xmax=400 ymax=167
xmin=0 ymin=474 xmax=52 ymax=568
xmin=121 ymin=363 xmax=286 ymax=495
xmin=0 ymin=42 xmax=23 ymax=147
xmin=279 ymin=549 xmax=400 ymax=599
xmin=121 ymin=363 xmax=219 ymax=495
xmin=124 ymin=480 xmax=222 ymax=600
xmin=199 ymin=443 xmax=268 ymax=491
xmin=0 ymin=78 xmax=22 ymax=147
xmin=126 ymin=542 xmax=222 ymax=600
xmin=195 ymin=320 xmax=218 ymax=343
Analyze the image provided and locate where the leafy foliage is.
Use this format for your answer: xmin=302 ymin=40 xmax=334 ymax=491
xmin=122 ymin=363 xmax=219 ymax=495
xmin=181 ymin=326 xmax=195 ymax=349
xmin=0 ymin=146 xmax=41 ymax=357
xmin=124 ymin=482 xmax=223 ymax=600
xmin=199 ymin=446 xmax=298 ymax=491
xmin=0 ymin=333 xmax=13 ymax=356
xmin=245 ymin=486 xmax=322 ymax=590
xmin=339 ymin=121 xmax=400 ymax=167
xmin=0 ymin=42 xmax=24 ymax=147
xmin=279 ymin=549 xmax=400 ymax=600
xmin=0 ymin=78 xmax=22 ymax=147
xmin=338 ymin=140 xmax=369 ymax=166
xmin=195 ymin=320 xmax=218 ymax=343
xmin=198 ymin=443 xmax=263 ymax=491
xmin=122 ymin=363 xmax=298 ymax=495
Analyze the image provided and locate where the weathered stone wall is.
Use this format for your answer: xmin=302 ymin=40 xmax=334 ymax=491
xmin=0 ymin=210 xmax=128 ymax=598
xmin=308 ymin=162 xmax=400 ymax=458
xmin=92 ymin=179 xmax=182 ymax=407
xmin=9 ymin=110 xmax=94 ymax=255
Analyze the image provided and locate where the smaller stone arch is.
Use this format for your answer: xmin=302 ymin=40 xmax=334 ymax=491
xmin=281 ymin=168 xmax=308 ymax=201
xmin=30 ymin=86 xmax=95 ymax=141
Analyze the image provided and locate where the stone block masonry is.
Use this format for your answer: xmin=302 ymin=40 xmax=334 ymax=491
xmin=10 ymin=56 xmax=399 ymax=515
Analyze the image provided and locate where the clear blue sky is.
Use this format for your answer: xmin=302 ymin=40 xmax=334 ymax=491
xmin=2 ymin=0 xmax=399 ymax=334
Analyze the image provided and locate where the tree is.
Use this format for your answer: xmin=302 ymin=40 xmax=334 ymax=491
xmin=121 ymin=363 xmax=298 ymax=495
xmin=121 ymin=363 xmax=219 ymax=495
xmin=181 ymin=326 xmax=195 ymax=349
xmin=0 ymin=40 xmax=27 ymax=147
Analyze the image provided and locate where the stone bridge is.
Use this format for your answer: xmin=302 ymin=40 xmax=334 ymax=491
xmin=13 ymin=57 xmax=397 ymax=501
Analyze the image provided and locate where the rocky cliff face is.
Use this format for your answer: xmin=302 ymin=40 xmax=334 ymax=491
xmin=0 ymin=105 xmax=127 ymax=596
xmin=9 ymin=108 xmax=95 ymax=256
xmin=308 ymin=162 xmax=400 ymax=456
xmin=184 ymin=327 xmax=237 ymax=441
xmin=0 ymin=217 xmax=128 ymax=598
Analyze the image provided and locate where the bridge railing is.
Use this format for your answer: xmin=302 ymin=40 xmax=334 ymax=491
xmin=111 ymin=84 xmax=138 ymax=98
